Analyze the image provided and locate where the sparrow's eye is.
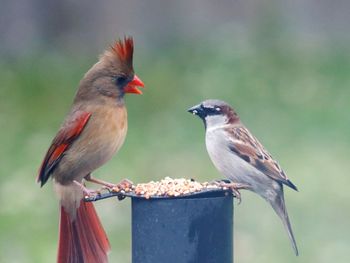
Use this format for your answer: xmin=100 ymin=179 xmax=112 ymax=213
xmin=115 ymin=75 xmax=128 ymax=87
xmin=215 ymin=107 xmax=221 ymax=112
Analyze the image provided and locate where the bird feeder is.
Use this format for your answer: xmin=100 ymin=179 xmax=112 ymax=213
xmin=86 ymin=188 xmax=234 ymax=263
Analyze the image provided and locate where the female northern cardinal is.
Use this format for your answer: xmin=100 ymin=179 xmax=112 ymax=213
xmin=188 ymin=100 xmax=298 ymax=255
xmin=38 ymin=37 xmax=144 ymax=263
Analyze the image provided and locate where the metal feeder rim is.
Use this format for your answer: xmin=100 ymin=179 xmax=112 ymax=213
xmin=84 ymin=188 xmax=234 ymax=202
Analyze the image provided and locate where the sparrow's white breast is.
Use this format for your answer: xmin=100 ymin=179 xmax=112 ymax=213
xmin=205 ymin=127 xmax=278 ymax=199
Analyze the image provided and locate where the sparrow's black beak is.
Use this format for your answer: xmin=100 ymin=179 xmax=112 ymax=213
xmin=188 ymin=104 xmax=203 ymax=117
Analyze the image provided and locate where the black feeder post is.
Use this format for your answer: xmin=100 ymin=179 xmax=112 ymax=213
xmin=131 ymin=190 xmax=233 ymax=263
xmin=85 ymin=189 xmax=234 ymax=263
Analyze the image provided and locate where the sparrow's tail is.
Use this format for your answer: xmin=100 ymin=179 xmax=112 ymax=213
xmin=57 ymin=200 xmax=111 ymax=263
xmin=269 ymin=189 xmax=299 ymax=256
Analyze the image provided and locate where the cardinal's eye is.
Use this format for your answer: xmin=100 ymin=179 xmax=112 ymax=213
xmin=115 ymin=75 xmax=128 ymax=87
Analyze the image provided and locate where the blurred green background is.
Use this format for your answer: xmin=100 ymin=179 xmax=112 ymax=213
xmin=1 ymin=0 xmax=350 ymax=262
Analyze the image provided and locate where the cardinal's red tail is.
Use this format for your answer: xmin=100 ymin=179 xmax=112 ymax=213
xmin=57 ymin=201 xmax=110 ymax=263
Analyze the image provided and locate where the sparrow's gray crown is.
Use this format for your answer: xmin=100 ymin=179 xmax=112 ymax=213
xmin=202 ymin=99 xmax=230 ymax=109
xmin=188 ymin=99 xmax=240 ymax=126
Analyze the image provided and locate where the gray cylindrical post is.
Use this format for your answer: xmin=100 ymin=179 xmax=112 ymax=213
xmin=131 ymin=191 xmax=233 ymax=263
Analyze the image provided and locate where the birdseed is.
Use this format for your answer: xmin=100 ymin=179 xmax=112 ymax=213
xmin=111 ymin=177 xmax=223 ymax=199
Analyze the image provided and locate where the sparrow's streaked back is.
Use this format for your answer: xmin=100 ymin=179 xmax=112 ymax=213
xmin=188 ymin=99 xmax=299 ymax=256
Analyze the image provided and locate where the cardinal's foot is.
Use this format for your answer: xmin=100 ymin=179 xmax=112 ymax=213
xmin=84 ymin=174 xmax=116 ymax=189
xmin=73 ymin=180 xmax=101 ymax=198
xmin=112 ymin=178 xmax=134 ymax=193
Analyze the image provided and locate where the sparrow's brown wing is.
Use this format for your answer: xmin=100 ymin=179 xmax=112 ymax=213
xmin=225 ymin=126 xmax=298 ymax=191
xmin=38 ymin=110 xmax=92 ymax=187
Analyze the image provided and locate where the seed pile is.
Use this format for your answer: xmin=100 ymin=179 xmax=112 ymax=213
xmin=112 ymin=177 xmax=222 ymax=199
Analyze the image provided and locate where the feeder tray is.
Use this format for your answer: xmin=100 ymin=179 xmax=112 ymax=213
xmin=84 ymin=177 xmax=234 ymax=202
xmin=85 ymin=178 xmax=235 ymax=263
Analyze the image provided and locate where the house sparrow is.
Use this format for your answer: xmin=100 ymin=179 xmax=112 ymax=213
xmin=188 ymin=99 xmax=298 ymax=256
xmin=38 ymin=37 xmax=144 ymax=263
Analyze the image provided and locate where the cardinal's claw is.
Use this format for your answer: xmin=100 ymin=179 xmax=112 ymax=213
xmin=84 ymin=174 xmax=117 ymax=190
xmin=73 ymin=180 xmax=101 ymax=198
xmin=112 ymin=178 xmax=134 ymax=192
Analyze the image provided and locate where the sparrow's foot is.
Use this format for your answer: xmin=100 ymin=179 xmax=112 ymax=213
xmin=73 ymin=180 xmax=101 ymax=198
xmin=210 ymin=179 xmax=231 ymax=184
xmin=216 ymin=181 xmax=250 ymax=204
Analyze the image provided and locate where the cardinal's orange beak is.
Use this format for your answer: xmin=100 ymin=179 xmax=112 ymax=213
xmin=124 ymin=75 xmax=145 ymax=94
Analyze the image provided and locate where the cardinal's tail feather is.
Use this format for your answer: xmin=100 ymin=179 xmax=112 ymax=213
xmin=57 ymin=200 xmax=110 ymax=263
